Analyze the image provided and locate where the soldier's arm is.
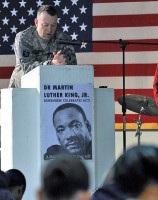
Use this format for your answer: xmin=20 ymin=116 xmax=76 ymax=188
xmin=14 ymin=34 xmax=44 ymax=74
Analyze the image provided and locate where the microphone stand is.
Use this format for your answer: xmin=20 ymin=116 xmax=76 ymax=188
xmin=59 ymin=39 xmax=158 ymax=152
xmin=135 ymin=107 xmax=144 ymax=146
xmin=119 ymin=39 xmax=127 ymax=152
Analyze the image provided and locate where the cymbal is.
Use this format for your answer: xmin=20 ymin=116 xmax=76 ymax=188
xmin=118 ymin=94 xmax=158 ymax=116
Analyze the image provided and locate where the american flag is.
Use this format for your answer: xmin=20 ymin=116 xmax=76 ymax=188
xmin=0 ymin=0 xmax=158 ymax=130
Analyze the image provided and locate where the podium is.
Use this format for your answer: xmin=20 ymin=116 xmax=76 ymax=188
xmin=1 ymin=65 xmax=115 ymax=200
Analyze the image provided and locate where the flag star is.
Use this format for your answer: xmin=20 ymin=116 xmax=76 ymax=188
xmin=81 ymin=42 xmax=87 ymax=48
xmin=53 ymin=0 xmax=61 ymax=6
xmin=70 ymin=32 xmax=78 ymax=40
xmin=10 ymin=8 xmax=18 ymax=16
xmin=80 ymin=5 xmax=87 ymax=14
xmin=71 ymin=0 xmax=78 ymax=5
xmin=62 ymin=24 xmax=69 ymax=32
xmin=27 ymin=8 xmax=35 ymax=16
xmin=19 ymin=0 xmax=26 ymax=7
xmin=79 ymin=23 xmax=87 ymax=31
xmin=2 ymin=0 xmax=10 ymax=8
xmin=62 ymin=6 xmax=69 ymax=15
xmin=19 ymin=16 xmax=26 ymax=24
xmin=57 ymin=18 xmax=61 ymax=24
xmin=10 ymin=25 xmax=18 ymax=33
xmin=2 ymin=34 xmax=9 ymax=42
xmin=36 ymin=0 xmax=43 ymax=7
xmin=2 ymin=17 xmax=9 ymax=25
xmin=11 ymin=43 xmax=15 ymax=50
xmin=71 ymin=15 xmax=78 ymax=23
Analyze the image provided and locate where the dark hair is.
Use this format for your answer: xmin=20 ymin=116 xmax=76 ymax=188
xmin=6 ymin=169 xmax=26 ymax=194
xmin=0 ymin=171 xmax=9 ymax=189
xmin=113 ymin=145 xmax=158 ymax=197
xmin=53 ymin=103 xmax=87 ymax=125
xmin=42 ymin=157 xmax=89 ymax=199
xmin=37 ymin=5 xmax=58 ymax=18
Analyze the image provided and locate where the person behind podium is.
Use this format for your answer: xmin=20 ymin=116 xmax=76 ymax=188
xmin=9 ymin=5 xmax=77 ymax=88
xmin=44 ymin=103 xmax=92 ymax=160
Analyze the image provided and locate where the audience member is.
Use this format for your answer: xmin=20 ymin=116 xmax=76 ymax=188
xmin=0 ymin=170 xmax=14 ymax=200
xmin=0 ymin=170 xmax=9 ymax=189
xmin=37 ymin=156 xmax=90 ymax=200
xmin=90 ymin=166 xmax=126 ymax=200
xmin=113 ymin=145 xmax=158 ymax=200
xmin=6 ymin=169 xmax=26 ymax=200
xmin=91 ymin=144 xmax=158 ymax=200
xmin=0 ymin=189 xmax=15 ymax=200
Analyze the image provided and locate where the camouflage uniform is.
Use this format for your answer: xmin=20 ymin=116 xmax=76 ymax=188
xmin=9 ymin=26 xmax=77 ymax=88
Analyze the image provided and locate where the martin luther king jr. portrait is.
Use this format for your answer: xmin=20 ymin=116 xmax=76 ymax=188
xmin=44 ymin=103 xmax=92 ymax=160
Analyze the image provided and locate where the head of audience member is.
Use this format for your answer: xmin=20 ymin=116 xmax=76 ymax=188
xmin=113 ymin=145 xmax=158 ymax=200
xmin=0 ymin=170 xmax=14 ymax=200
xmin=37 ymin=156 xmax=90 ymax=200
xmin=6 ymin=169 xmax=26 ymax=200
xmin=52 ymin=103 xmax=92 ymax=157
xmin=34 ymin=5 xmax=58 ymax=41
xmin=0 ymin=170 xmax=9 ymax=189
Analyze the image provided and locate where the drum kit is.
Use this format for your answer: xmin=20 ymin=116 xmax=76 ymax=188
xmin=118 ymin=94 xmax=158 ymax=146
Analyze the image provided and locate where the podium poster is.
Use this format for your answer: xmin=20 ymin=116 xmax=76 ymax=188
xmin=41 ymin=83 xmax=93 ymax=160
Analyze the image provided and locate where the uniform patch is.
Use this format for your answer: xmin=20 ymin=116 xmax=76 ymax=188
xmin=23 ymin=51 xmax=30 ymax=57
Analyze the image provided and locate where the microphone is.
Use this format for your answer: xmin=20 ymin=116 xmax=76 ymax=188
xmin=58 ymin=40 xmax=84 ymax=45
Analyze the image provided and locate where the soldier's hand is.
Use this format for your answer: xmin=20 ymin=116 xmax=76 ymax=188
xmin=52 ymin=50 xmax=67 ymax=65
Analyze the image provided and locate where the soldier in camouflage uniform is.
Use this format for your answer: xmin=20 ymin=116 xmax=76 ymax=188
xmin=9 ymin=5 xmax=77 ymax=88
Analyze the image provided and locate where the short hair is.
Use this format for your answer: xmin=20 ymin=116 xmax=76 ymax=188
xmin=42 ymin=157 xmax=89 ymax=199
xmin=6 ymin=169 xmax=26 ymax=194
xmin=0 ymin=170 xmax=9 ymax=189
xmin=37 ymin=5 xmax=58 ymax=18
xmin=113 ymin=145 xmax=158 ymax=197
xmin=53 ymin=103 xmax=87 ymax=125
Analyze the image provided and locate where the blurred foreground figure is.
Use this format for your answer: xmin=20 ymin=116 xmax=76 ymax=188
xmin=0 ymin=170 xmax=14 ymax=200
xmin=91 ymin=145 xmax=158 ymax=200
xmin=6 ymin=169 xmax=26 ymax=200
xmin=37 ymin=157 xmax=90 ymax=200
xmin=113 ymin=145 xmax=158 ymax=200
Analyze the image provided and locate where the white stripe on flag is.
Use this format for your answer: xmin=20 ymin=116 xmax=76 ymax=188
xmin=77 ymin=52 xmax=158 ymax=65
xmin=94 ymin=76 xmax=154 ymax=89
xmin=93 ymin=1 xmax=158 ymax=16
xmin=93 ymin=27 xmax=158 ymax=40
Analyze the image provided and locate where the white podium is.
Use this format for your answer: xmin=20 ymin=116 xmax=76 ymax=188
xmin=1 ymin=65 xmax=115 ymax=200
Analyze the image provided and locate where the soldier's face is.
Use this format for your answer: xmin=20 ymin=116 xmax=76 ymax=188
xmin=35 ymin=11 xmax=57 ymax=41
xmin=53 ymin=107 xmax=91 ymax=156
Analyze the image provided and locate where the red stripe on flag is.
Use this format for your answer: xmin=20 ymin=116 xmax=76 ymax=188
xmin=0 ymin=67 xmax=14 ymax=79
xmin=94 ymin=64 xmax=156 ymax=77
xmin=93 ymin=39 xmax=158 ymax=52
xmin=93 ymin=14 xmax=158 ymax=28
